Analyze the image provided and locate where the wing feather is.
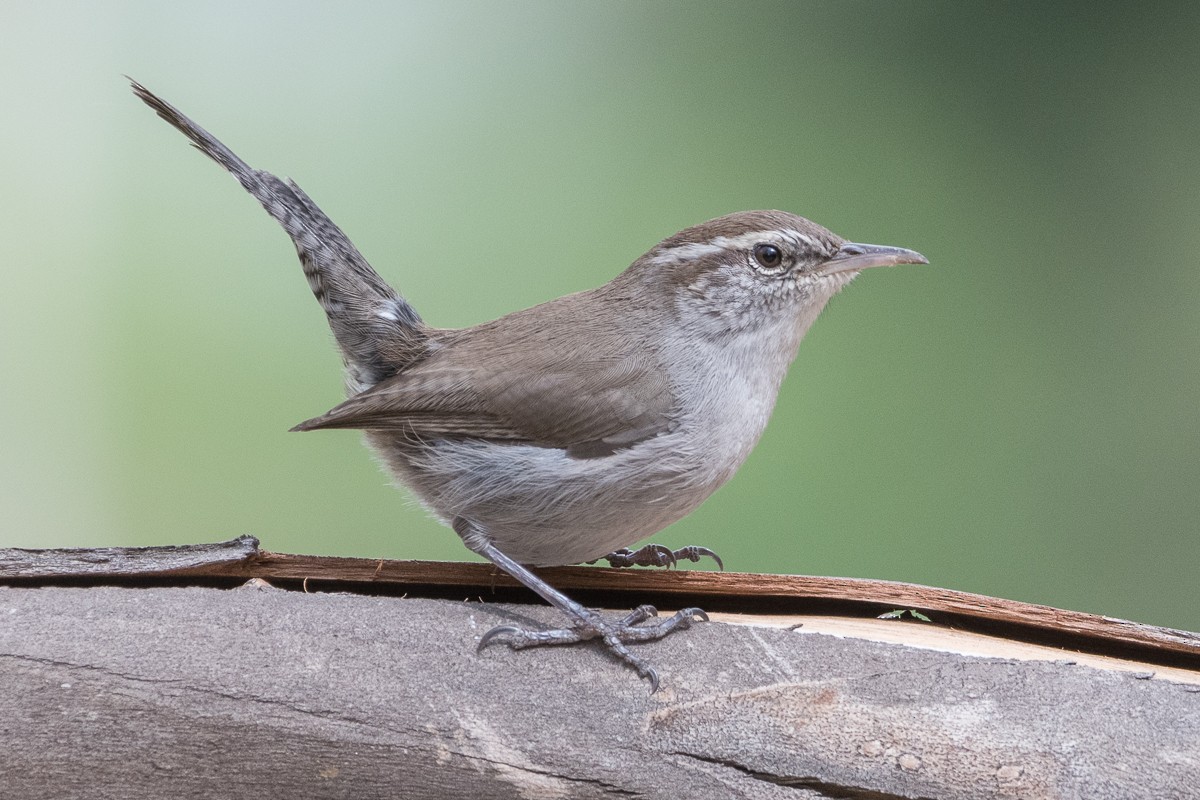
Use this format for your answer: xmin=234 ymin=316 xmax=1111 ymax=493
xmin=292 ymin=299 xmax=676 ymax=455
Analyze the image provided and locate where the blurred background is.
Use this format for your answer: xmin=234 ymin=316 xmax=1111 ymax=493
xmin=2 ymin=2 xmax=1197 ymax=630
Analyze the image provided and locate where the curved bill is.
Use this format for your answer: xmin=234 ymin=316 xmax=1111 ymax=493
xmin=821 ymin=242 xmax=928 ymax=275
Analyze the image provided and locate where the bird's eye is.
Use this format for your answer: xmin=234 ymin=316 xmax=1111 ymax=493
xmin=753 ymin=243 xmax=783 ymax=269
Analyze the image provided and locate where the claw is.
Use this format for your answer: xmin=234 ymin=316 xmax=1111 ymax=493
xmin=673 ymin=546 xmax=724 ymax=571
xmin=476 ymin=604 xmax=708 ymax=692
xmin=477 ymin=624 xmax=521 ymax=652
xmin=596 ymin=543 xmax=723 ymax=570
xmin=596 ymin=545 xmax=674 ymax=568
xmin=622 ymin=604 xmax=659 ymax=626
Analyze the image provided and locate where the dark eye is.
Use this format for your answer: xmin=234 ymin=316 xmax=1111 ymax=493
xmin=753 ymin=243 xmax=783 ymax=269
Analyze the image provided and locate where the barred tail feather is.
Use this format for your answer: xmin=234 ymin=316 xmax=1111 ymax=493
xmin=131 ymin=78 xmax=428 ymax=390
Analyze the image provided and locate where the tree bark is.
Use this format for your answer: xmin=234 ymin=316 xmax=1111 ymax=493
xmin=1 ymin=575 xmax=1197 ymax=798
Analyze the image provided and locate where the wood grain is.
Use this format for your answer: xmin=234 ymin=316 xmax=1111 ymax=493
xmin=1 ymin=585 xmax=1197 ymax=799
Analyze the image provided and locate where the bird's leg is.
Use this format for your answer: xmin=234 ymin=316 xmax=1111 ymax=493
xmin=595 ymin=544 xmax=724 ymax=571
xmin=458 ymin=520 xmax=707 ymax=692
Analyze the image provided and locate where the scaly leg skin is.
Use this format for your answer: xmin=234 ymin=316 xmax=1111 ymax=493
xmin=598 ymin=544 xmax=725 ymax=571
xmin=457 ymin=520 xmax=708 ymax=692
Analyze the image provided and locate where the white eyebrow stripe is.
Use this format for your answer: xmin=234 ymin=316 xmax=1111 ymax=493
xmin=650 ymin=229 xmax=826 ymax=266
xmin=649 ymin=241 xmax=726 ymax=265
xmin=708 ymin=231 xmax=778 ymax=250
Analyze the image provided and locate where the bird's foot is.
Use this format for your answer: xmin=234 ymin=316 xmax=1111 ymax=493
xmin=597 ymin=544 xmax=724 ymax=570
xmin=478 ymin=604 xmax=709 ymax=692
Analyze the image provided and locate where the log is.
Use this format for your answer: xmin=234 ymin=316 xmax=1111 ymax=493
xmin=1 ymin=539 xmax=1197 ymax=798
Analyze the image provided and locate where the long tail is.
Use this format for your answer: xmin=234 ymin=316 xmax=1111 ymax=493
xmin=130 ymin=78 xmax=428 ymax=392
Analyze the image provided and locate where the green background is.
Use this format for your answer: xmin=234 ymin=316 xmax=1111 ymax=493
xmin=2 ymin=2 xmax=1197 ymax=630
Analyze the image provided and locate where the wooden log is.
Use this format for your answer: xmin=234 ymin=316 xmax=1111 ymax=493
xmin=3 ymin=537 xmax=1196 ymax=668
xmin=0 ymin=540 xmax=1197 ymax=798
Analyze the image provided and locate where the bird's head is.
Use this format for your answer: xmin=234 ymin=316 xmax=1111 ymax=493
xmin=631 ymin=210 xmax=926 ymax=341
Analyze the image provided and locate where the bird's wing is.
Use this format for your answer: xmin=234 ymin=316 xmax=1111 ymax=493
xmin=292 ymin=309 xmax=677 ymax=457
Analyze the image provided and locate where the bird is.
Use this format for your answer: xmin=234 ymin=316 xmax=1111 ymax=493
xmin=131 ymin=79 xmax=927 ymax=691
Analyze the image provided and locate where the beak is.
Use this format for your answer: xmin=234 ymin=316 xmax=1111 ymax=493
xmin=821 ymin=242 xmax=928 ymax=276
